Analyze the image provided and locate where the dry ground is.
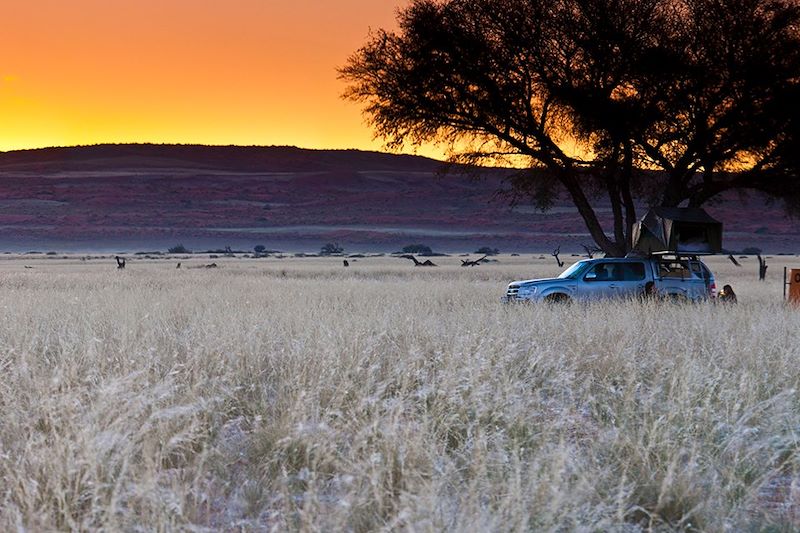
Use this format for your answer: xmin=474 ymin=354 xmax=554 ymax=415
xmin=0 ymin=253 xmax=799 ymax=531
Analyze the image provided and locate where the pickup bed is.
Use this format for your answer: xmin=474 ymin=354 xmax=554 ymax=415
xmin=502 ymin=256 xmax=716 ymax=303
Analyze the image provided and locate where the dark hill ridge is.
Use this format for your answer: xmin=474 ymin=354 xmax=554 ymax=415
xmin=0 ymin=144 xmax=444 ymax=173
xmin=0 ymin=144 xmax=795 ymax=253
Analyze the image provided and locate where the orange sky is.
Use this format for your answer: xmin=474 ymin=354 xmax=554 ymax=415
xmin=0 ymin=1 xmax=443 ymax=156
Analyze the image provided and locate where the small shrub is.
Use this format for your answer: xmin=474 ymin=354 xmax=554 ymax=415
xmin=320 ymin=243 xmax=344 ymax=255
xmin=475 ymin=247 xmax=500 ymax=256
xmin=254 ymin=245 xmax=266 ymax=254
xmin=168 ymin=244 xmax=190 ymax=254
xmin=402 ymin=244 xmax=433 ymax=255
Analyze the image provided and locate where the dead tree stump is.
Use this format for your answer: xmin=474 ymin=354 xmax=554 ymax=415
xmin=758 ymin=255 xmax=768 ymax=281
xmin=552 ymin=246 xmax=564 ymax=268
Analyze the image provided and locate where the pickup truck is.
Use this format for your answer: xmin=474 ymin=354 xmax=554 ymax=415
xmin=502 ymin=255 xmax=717 ymax=303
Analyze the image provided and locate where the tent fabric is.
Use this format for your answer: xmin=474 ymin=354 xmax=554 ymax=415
xmin=631 ymin=207 xmax=722 ymax=254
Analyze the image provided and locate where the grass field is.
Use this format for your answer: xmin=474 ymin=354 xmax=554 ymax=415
xmin=0 ymin=253 xmax=799 ymax=531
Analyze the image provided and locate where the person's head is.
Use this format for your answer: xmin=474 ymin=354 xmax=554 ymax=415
xmin=645 ymin=281 xmax=656 ymax=294
xmin=719 ymin=285 xmax=737 ymax=301
xmin=722 ymin=284 xmax=735 ymax=295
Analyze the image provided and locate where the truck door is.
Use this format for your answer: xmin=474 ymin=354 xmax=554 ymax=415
xmin=655 ymin=258 xmax=700 ymax=299
xmin=688 ymin=260 xmax=711 ymax=299
xmin=611 ymin=261 xmax=647 ymax=297
xmin=580 ymin=261 xmax=647 ymax=299
xmin=579 ymin=262 xmax=617 ymax=299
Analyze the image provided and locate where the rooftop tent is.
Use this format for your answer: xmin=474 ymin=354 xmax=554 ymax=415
xmin=631 ymin=207 xmax=723 ymax=254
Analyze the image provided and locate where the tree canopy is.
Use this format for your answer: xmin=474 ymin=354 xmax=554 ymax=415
xmin=341 ymin=0 xmax=800 ymax=256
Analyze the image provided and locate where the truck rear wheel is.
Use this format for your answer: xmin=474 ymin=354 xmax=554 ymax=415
xmin=666 ymin=293 xmax=688 ymax=303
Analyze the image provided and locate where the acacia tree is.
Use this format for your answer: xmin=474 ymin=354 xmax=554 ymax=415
xmin=341 ymin=0 xmax=800 ymax=256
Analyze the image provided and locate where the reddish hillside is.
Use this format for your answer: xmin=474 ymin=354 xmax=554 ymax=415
xmin=0 ymin=144 xmax=796 ymax=253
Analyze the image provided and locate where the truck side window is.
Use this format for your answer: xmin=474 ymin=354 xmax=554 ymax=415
xmin=610 ymin=264 xmax=625 ymax=281
xmin=585 ymin=263 xmax=612 ymax=281
xmin=623 ymin=262 xmax=646 ymax=281
xmin=659 ymin=261 xmax=691 ymax=278
xmin=690 ymin=262 xmax=708 ymax=279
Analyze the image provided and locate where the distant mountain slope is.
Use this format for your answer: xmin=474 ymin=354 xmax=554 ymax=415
xmin=0 ymin=144 xmax=444 ymax=172
xmin=0 ymin=144 xmax=795 ymax=253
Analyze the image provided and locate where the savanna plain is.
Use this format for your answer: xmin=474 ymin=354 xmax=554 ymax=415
xmin=1 ymin=254 xmax=799 ymax=531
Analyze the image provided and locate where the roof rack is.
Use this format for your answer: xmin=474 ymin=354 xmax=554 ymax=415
xmin=625 ymin=251 xmax=710 ymax=261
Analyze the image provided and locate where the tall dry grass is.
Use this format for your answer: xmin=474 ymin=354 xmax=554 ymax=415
xmin=0 ymin=255 xmax=798 ymax=530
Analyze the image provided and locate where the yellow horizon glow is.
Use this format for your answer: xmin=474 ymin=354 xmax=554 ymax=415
xmin=0 ymin=0 xmax=446 ymax=159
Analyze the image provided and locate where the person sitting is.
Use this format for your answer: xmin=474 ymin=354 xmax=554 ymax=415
xmin=642 ymin=280 xmax=658 ymax=299
xmin=718 ymin=284 xmax=738 ymax=304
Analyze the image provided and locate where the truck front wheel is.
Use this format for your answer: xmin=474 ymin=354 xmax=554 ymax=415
xmin=545 ymin=293 xmax=571 ymax=304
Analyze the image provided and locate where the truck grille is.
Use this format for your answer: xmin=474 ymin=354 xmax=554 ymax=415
xmin=506 ymin=284 xmax=520 ymax=298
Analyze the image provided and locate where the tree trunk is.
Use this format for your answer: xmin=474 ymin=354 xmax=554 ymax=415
xmin=560 ymin=172 xmax=626 ymax=257
xmin=621 ymin=142 xmax=637 ymax=254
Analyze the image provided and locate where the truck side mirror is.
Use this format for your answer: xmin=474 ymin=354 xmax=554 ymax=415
xmin=585 ymin=272 xmax=597 ymax=280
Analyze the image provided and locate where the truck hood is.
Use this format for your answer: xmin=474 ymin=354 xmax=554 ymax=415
xmin=510 ymin=277 xmax=562 ymax=286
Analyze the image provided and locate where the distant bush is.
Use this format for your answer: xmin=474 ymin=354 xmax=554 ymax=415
xmin=254 ymin=245 xmax=266 ymax=254
xmin=204 ymin=248 xmax=242 ymax=254
xmin=475 ymin=247 xmax=500 ymax=256
xmin=402 ymin=244 xmax=433 ymax=255
xmin=168 ymin=244 xmax=190 ymax=254
xmin=320 ymin=242 xmax=344 ymax=255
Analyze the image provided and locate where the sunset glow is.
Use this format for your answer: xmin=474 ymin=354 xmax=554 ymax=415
xmin=0 ymin=1 xmax=442 ymax=155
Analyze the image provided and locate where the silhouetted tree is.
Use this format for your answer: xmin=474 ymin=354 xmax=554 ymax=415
xmin=342 ymin=0 xmax=800 ymax=256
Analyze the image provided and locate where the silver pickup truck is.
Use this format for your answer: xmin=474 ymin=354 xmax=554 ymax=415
xmin=502 ymin=256 xmax=717 ymax=303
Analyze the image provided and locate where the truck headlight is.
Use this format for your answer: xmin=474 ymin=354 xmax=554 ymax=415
xmin=519 ymin=285 xmax=537 ymax=295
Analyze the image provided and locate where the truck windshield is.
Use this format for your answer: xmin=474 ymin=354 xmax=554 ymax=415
xmin=558 ymin=261 xmax=590 ymax=279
